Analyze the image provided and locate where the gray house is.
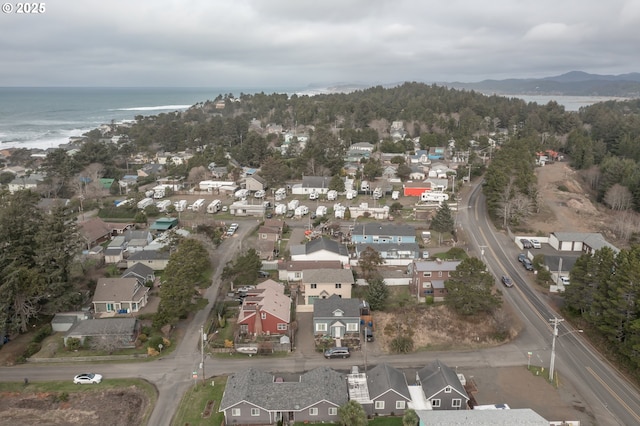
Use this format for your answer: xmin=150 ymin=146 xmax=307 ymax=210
xmin=219 ymin=367 xmax=347 ymax=425
xmin=64 ymin=317 xmax=139 ymax=348
xmin=121 ymin=263 xmax=156 ymax=286
xmin=366 ymin=363 xmax=411 ymax=416
xmin=313 ymin=295 xmax=361 ymax=343
xmin=416 ymin=360 xmax=469 ymax=410
xmin=126 ymin=250 xmax=170 ymax=270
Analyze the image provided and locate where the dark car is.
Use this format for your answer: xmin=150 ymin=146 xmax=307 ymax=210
xmin=258 ymin=270 xmax=270 ymax=278
xmin=324 ymin=347 xmax=350 ymax=359
xmin=521 ymin=239 xmax=533 ymax=249
xmin=522 ymin=259 xmax=534 ymax=271
xmin=501 ymin=275 xmax=514 ymax=287
xmin=518 ymin=253 xmax=527 ymax=263
xmin=364 ymin=328 xmax=374 ymax=342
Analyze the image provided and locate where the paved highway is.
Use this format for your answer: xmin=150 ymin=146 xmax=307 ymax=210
xmin=457 ymin=181 xmax=640 ymax=426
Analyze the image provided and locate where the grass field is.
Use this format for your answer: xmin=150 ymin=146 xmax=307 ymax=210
xmin=171 ymin=375 xmax=227 ymax=426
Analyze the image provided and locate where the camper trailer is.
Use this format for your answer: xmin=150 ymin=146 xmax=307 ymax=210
xmin=346 ymin=189 xmax=358 ymax=200
xmin=287 ymin=199 xmax=300 ymax=211
xmin=275 ymin=187 xmax=287 ymax=201
xmin=294 ymin=205 xmax=309 ymax=217
xmin=372 ymin=187 xmax=383 ymax=199
xmin=327 ymin=190 xmax=338 ymax=201
xmin=191 ymin=198 xmax=206 ymax=211
xmin=391 ymin=191 xmax=400 ymax=200
xmin=421 ymin=192 xmax=449 ymax=203
xmin=206 ymin=199 xmax=221 ymax=214
xmin=316 ymin=205 xmax=328 ymax=217
xmin=274 ymin=203 xmax=287 ymax=215
xmin=360 ymin=180 xmax=370 ymax=191
xmin=234 ymin=189 xmax=249 ymax=199
xmin=155 ymin=199 xmax=172 ymax=212
xmin=174 ymin=199 xmax=188 ymax=212
xmin=137 ymin=198 xmax=155 ymax=210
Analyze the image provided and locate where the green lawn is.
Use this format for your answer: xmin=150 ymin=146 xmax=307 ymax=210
xmin=171 ymin=375 xmax=227 ymax=426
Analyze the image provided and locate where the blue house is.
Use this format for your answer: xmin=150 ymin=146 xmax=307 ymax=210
xmin=350 ymin=223 xmax=416 ymax=245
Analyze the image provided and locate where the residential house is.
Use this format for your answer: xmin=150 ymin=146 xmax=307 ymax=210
xmin=229 ymin=200 xmax=266 ymax=217
xmin=245 ymin=174 xmax=267 ymax=192
xmin=264 ymin=218 xmax=285 ymax=234
xmin=415 ymin=409 xmax=549 ymax=425
xmin=410 ymin=259 xmax=462 ymax=302
xmin=290 ymin=237 xmax=349 ymax=265
xmin=355 ymin=243 xmax=421 ymax=265
xmin=92 ymin=277 xmax=150 ymax=314
xmin=136 ymin=163 xmax=164 ymax=178
xmin=313 ymin=295 xmax=361 ymax=341
xmin=302 ymin=269 xmax=354 ymax=305
xmin=409 ymin=150 xmax=430 ymax=166
xmin=409 ymin=166 xmax=427 ymax=180
xmin=64 ymin=317 xmax=139 ymax=348
xmin=121 ymin=263 xmax=156 ymax=286
xmin=255 ymin=223 xmax=283 ymax=260
xmin=416 ymin=360 xmax=469 ymax=410
xmin=349 ymin=142 xmax=375 ymax=153
xmin=126 ymin=250 xmax=170 ymax=271
xmin=365 ymin=363 xmax=412 ymax=416
xmin=291 ymin=176 xmax=332 ymax=195
xmin=8 ymin=173 xmax=45 ymax=194
xmin=237 ymin=280 xmax=291 ymax=336
xmin=124 ymin=229 xmax=153 ymax=253
xmin=427 ymin=146 xmax=446 ymax=160
xmin=118 ymin=174 xmax=138 ymax=190
xmin=277 ymin=260 xmax=342 ymax=283
xmin=149 ymin=217 xmax=179 ymax=231
xmin=78 ymin=217 xmax=114 ymax=250
xmin=105 ymin=236 xmax=126 ymax=264
xmin=381 ymin=165 xmax=398 ymax=180
xmin=219 ymin=367 xmax=347 ymax=425
xmin=351 ymin=223 xmax=417 ymax=245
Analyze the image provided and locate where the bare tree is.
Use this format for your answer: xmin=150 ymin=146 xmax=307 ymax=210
xmin=604 ymin=183 xmax=632 ymax=211
xmin=582 ymin=166 xmax=601 ymax=190
xmin=188 ymin=166 xmax=209 ymax=187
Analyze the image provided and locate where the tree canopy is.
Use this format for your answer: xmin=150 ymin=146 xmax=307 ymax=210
xmin=445 ymin=257 xmax=502 ymax=316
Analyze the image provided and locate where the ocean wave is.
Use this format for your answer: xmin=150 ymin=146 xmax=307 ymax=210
xmin=110 ymin=104 xmax=193 ymax=111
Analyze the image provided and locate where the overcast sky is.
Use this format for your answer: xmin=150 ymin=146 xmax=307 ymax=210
xmin=2 ymin=0 xmax=639 ymax=88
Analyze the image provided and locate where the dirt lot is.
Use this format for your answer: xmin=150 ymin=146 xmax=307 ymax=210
xmin=0 ymin=386 xmax=151 ymax=426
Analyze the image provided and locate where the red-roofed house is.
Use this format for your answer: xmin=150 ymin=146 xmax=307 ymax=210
xmin=237 ymin=279 xmax=291 ymax=336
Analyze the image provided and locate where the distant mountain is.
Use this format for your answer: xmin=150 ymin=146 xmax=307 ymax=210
xmin=443 ymin=71 xmax=640 ymax=97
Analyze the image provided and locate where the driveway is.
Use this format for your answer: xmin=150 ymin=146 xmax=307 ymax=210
xmin=294 ymin=312 xmax=317 ymax=357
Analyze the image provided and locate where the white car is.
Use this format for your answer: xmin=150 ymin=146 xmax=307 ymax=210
xmin=73 ymin=373 xmax=102 ymax=384
xmin=530 ymin=238 xmax=542 ymax=249
xmin=559 ymin=276 xmax=570 ymax=285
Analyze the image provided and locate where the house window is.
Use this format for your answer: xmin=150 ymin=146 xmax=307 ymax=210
xmin=396 ymin=401 xmax=406 ymax=410
xmin=423 ymin=272 xmax=432 ymax=277
xmin=261 ymin=312 xmax=267 ymax=320
xmin=277 ymin=323 xmax=287 ymax=331
xmin=328 ymin=407 xmax=337 ymax=416
xmin=444 ymin=386 xmax=452 ymax=393
xmin=316 ymin=323 xmax=327 ymax=332
xmin=295 ymin=272 xmax=301 ymax=279
xmin=438 ymin=271 xmax=443 ymax=277
xmin=231 ymin=408 xmax=241 ymax=417
xmin=398 ymin=237 xmax=402 ymax=242
xmin=375 ymin=401 xmax=385 ymax=410
xmin=452 ymin=399 xmax=462 ymax=408
xmin=431 ymin=399 xmax=441 ymax=408
xmin=335 ymin=283 xmax=342 ymax=289
xmin=261 ymin=234 xmax=267 ymax=239
xmin=309 ymin=407 xmax=318 ymax=416
xmin=346 ymin=323 xmax=358 ymax=332
xmin=251 ymin=408 xmax=260 ymax=416
xmin=310 ymin=283 xmax=317 ymax=289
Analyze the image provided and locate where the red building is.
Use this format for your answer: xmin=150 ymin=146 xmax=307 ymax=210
xmin=237 ymin=280 xmax=291 ymax=336
xmin=403 ymin=181 xmax=433 ymax=197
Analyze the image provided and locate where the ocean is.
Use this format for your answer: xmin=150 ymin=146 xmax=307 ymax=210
xmin=0 ymin=87 xmax=629 ymax=152
xmin=0 ymin=86 xmax=299 ymax=151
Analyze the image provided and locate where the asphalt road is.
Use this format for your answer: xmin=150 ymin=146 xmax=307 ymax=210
xmin=457 ymin=181 xmax=640 ymax=426
xmin=2 ymin=189 xmax=640 ymax=425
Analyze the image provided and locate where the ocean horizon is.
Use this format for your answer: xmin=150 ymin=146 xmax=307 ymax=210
xmin=0 ymin=86 xmax=626 ymax=152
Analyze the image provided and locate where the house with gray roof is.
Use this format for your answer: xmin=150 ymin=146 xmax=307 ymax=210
xmin=92 ymin=277 xmax=150 ymax=315
xmin=548 ymin=232 xmax=619 ymax=254
xmin=290 ymin=237 xmax=349 ymax=265
xmin=64 ymin=317 xmax=139 ymax=349
xmin=416 ymin=359 xmax=469 ymax=410
xmin=291 ymin=176 xmax=332 ymax=195
xmin=121 ymin=263 xmax=155 ymax=286
xmin=416 ymin=408 xmax=549 ymax=425
xmin=355 ymin=242 xmax=421 ymax=265
xmin=351 ymin=223 xmax=417 ymax=245
xmin=126 ymin=250 xmax=170 ymax=270
xmin=313 ymin=295 xmax=361 ymax=346
xmin=219 ymin=366 xmax=347 ymax=425
xmin=366 ymin=363 xmax=412 ymax=416
xmin=301 ymin=268 xmax=354 ymax=305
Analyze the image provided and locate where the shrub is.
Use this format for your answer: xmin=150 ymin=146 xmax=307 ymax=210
xmin=66 ymin=337 xmax=82 ymax=351
xmin=137 ymin=333 xmax=148 ymax=343
xmin=147 ymin=335 xmax=164 ymax=350
xmin=23 ymin=342 xmax=42 ymax=358
xmin=389 ymin=335 xmax=414 ymax=354
xmin=425 ymin=296 xmax=434 ymax=305
xmin=33 ymin=325 xmax=52 ymax=343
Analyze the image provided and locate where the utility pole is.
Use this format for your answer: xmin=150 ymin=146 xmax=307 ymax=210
xmin=200 ymin=325 xmax=206 ymax=385
xmin=549 ymin=317 xmax=564 ymax=382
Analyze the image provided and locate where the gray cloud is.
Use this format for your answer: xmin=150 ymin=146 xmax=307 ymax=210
xmin=1 ymin=0 xmax=638 ymax=87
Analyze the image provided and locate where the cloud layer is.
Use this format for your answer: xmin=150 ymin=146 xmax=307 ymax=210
xmin=1 ymin=0 xmax=638 ymax=87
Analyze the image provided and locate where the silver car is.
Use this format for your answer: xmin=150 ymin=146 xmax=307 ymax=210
xmin=73 ymin=373 xmax=102 ymax=384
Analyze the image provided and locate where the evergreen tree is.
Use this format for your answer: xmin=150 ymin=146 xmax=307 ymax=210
xmin=445 ymin=257 xmax=501 ymax=315
xmin=430 ymin=202 xmax=455 ymax=234
xmin=359 ymin=247 xmax=384 ymax=280
xmin=366 ymin=276 xmax=389 ymax=311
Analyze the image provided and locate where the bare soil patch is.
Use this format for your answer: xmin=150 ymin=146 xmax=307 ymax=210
xmin=0 ymin=387 xmax=150 ymax=426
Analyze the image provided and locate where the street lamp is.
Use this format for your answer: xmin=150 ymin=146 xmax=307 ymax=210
xmin=549 ymin=317 xmax=583 ymax=382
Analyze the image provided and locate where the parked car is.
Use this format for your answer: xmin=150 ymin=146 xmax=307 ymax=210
xmin=324 ymin=347 xmax=350 ymax=359
xmin=559 ymin=276 xmax=570 ymax=285
xmin=501 ymin=275 xmax=514 ymax=287
xmin=530 ymin=238 xmax=542 ymax=249
xmin=73 ymin=373 xmax=102 ymax=384
xmin=364 ymin=328 xmax=374 ymax=342
xmin=522 ymin=259 xmax=534 ymax=271
xmin=258 ymin=270 xmax=270 ymax=278
xmin=521 ymin=238 xmax=533 ymax=249
xmin=518 ymin=253 xmax=527 ymax=263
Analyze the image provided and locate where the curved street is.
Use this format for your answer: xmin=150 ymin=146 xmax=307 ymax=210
xmin=1 ymin=185 xmax=640 ymax=425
